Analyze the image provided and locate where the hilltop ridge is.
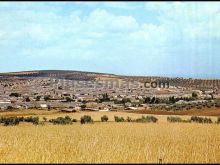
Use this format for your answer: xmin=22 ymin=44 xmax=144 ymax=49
xmin=0 ymin=70 xmax=220 ymax=89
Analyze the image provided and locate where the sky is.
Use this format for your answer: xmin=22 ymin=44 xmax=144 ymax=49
xmin=0 ymin=2 xmax=220 ymax=78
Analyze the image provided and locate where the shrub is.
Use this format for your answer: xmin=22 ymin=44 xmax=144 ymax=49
xmin=101 ymin=115 xmax=108 ymax=122
xmin=126 ymin=116 xmax=133 ymax=122
xmin=136 ymin=116 xmax=158 ymax=123
xmin=24 ymin=116 xmax=39 ymax=125
xmin=49 ymin=116 xmax=73 ymax=125
xmin=0 ymin=117 xmax=20 ymax=126
xmin=65 ymin=97 xmax=74 ymax=102
xmin=80 ymin=104 xmax=86 ymax=110
xmin=186 ymin=106 xmax=191 ymax=110
xmin=16 ymin=117 xmax=24 ymax=122
xmin=217 ymin=117 xmax=220 ymax=124
xmin=167 ymin=116 xmax=182 ymax=123
xmin=167 ymin=116 xmax=191 ymax=123
xmin=80 ymin=115 xmax=93 ymax=124
xmin=43 ymin=117 xmax=47 ymax=122
xmin=9 ymin=93 xmax=21 ymax=97
xmin=214 ymin=100 xmax=220 ymax=108
xmin=114 ymin=116 xmax=125 ymax=122
xmin=192 ymin=92 xmax=198 ymax=98
xmin=32 ymin=117 xmax=40 ymax=125
xmin=196 ymin=105 xmax=203 ymax=109
xmin=215 ymin=103 xmax=220 ymax=108
xmin=181 ymin=119 xmax=192 ymax=123
xmin=64 ymin=115 xmax=71 ymax=121
xmin=36 ymin=96 xmax=41 ymax=101
xmin=191 ymin=116 xmax=212 ymax=124
xmin=7 ymin=106 xmax=14 ymax=110
xmin=0 ymin=117 xmax=4 ymax=123
xmin=25 ymin=97 xmax=31 ymax=102
xmin=72 ymin=118 xmax=77 ymax=122
xmin=44 ymin=95 xmax=51 ymax=101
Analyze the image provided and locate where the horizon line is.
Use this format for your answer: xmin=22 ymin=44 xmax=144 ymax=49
xmin=0 ymin=69 xmax=220 ymax=80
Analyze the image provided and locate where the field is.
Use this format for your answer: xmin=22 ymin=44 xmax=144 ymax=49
xmin=131 ymin=107 xmax=220 ymax=116
xmin=0 ymin=110 xmax=220 ymax=163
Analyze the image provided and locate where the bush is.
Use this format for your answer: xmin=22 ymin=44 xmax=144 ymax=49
xmin=196 ymin=105 xmax=203 ymax=109
xmin=0 ymin=117 xmax=3 ymax=123
xmin=207 ymin=104 xmax=213 ymax=108
xmin=215 ymin=103 xmax=220 ymax=108
xmin=24 ymin=116 xmax=39 ymax=125
xmin=135 ymin=116 xmax=158 ymax=123
xmin=101 ymin=115 xmax=108 ymax=122
xmin=167 ymin=116 xmax=182 ymax=123
xmin=19 ymin=117 xmax=24 ymax=122
xmin=214 ymin=100 xmax=220 ymax=108
xmin=0 ymin=116 xmax=44 ymax=126
xmin=0 ymin=117 xmax=20 ymax=126
xmin=7 ymin=106 xmax=14 ymax=110
xmin=36 ymin=96 xmax=41 ymax=101
xmin=44 ymin=95 xmax=51 ymax=101
xmin=49 ymin=116 xmax=73 ymax=125
xmin=80 ymin=104 xmax=86 ymax=110
xmin=72 ymin=118 xmax=77 ymax=122
xmin=43 ymin=117 xmax=47 ymax=122
xmin=217 ymin=117 xmax=220 ymax=124
xmin=192 ymin=92 xmax=198 ymax=98
xmin=80 ymin=115 xmax=93 ymax=124
xmin=126 ymin=116 xmax=133 ymax=122
xmin=186 ymin=106 xmax=192 ymax=110
xmin=25 ymin=97 xmax=31 ymax=102
xmin=191 ymin=116 xmax=212 ymax=124
xmin=9 ymin=93 xmax=21 ymax=97
xmin=167 ymin=116 xmax=191 ymax=123
xmin=114 ymin=116 xmax=125 ymax=122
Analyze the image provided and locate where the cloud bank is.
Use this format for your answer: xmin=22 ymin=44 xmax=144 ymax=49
xmin=0 ymin=2 xmax=220 ymax=78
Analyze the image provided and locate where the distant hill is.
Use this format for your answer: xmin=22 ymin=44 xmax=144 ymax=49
xmin=0 ymin=70 xmax=117 ymax=81
xmin=0 ymin=70 xmax=220 ymax=89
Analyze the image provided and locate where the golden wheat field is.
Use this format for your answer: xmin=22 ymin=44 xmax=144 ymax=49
xmin=0 ymin=110 xmax=220 ymax=163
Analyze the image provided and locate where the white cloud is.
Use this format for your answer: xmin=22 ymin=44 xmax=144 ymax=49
xmin=1 ymin=2 xmax=220 ymax=77
xmin=145 ymin=2 xmax=220 ymax=42
xmin=128 ymin=23 xmax=168 ymax=47
xmin=85 ymin=9 xmax=139 ymax=32
xmin=103 ymin=2 xmax=140 ymax=9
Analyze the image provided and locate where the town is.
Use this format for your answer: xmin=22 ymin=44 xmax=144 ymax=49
xmin=1 ymin=75 xmax=220 ymax=113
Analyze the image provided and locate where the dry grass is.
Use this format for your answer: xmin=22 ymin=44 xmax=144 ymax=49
xmin=1 ymin=110 xmax=218 ymax=123
xmin=0 ymin=110 xmax=219 ymax=163
xmin=0 ymin=109 xmax=60 ymax=117
xmin=132 ymin=107 xmax=220 ymax=116
xmin=0 ymin=121 xmax=220 ymax=163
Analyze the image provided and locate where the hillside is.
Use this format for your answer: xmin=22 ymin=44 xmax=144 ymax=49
xmin=0 ymin=70 xmax=220 ymax=89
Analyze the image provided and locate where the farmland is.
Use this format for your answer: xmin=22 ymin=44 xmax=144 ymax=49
xmin=0 ymin=110 xmax=220 ymax=163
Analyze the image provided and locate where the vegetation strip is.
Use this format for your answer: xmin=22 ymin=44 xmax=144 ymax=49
xmin=1 ymin=115 xmax=220 ymax=126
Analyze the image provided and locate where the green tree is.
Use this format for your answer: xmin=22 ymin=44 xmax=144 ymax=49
xmin=144 ymin=97 xmax=151 ymax=104
xmin=36 ymin=96 xmax=41 ymax=101
xmin=101 ymin=115 xmax=108 ymax=122
xmin=150 ymin=97 xmax=156 ymax=104
xmin=25 ymin=97 xmax=31 ymax=102
xmin=44 ymin=95 xmax=51 ymax=101
xmin=9 ymin=93 xmax=21 ymax=97
xmin=80 ymin=115 xmax=93 ymax=124
xmin=80 ymin=104 xmax=86 ymax=110
xmin=192 ymin=92 xmax=198 ymax=99
xmin=122 ymin=98 xmax=131 ymax=104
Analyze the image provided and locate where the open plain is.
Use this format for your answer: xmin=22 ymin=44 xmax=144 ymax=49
xmin=0 ymin=110 xmax=220 ymax=163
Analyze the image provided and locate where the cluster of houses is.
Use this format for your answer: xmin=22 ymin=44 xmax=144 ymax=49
xmin=0 ymin=77 xmax=219 ymax=112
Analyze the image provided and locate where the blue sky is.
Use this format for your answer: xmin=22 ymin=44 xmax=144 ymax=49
xmin=0 ymin=2 xmax=220 ymax=78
